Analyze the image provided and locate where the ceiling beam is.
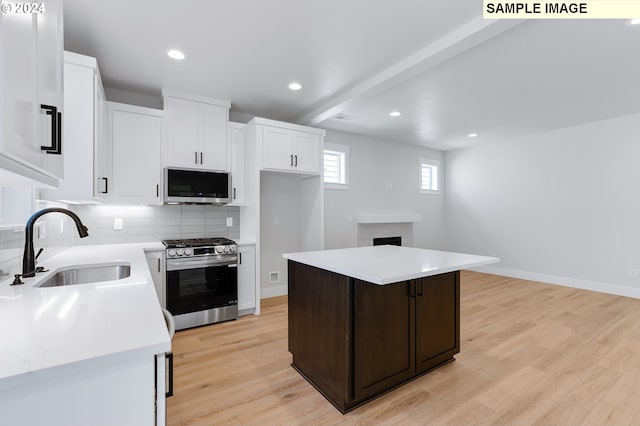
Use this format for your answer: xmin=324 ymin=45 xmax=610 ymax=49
xmin=296 ymin=16 xmax=524 ymax=127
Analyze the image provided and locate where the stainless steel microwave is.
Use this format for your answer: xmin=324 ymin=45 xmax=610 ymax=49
xmin=164 ymin=167 xmax=231 ymax=205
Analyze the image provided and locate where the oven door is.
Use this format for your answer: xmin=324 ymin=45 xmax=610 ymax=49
xmin=166 ymin=258 xmax=238 ymax=316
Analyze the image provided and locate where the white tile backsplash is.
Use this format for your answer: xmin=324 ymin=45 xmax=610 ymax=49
xmin=1 ymin=203 xmax=241 ymax=278
xmin=71 ymin=204 xmax=240 ymax=245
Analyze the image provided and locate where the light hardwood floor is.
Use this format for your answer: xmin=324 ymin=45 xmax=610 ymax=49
xmin=167 ymin=271 xmax=640 ymax=425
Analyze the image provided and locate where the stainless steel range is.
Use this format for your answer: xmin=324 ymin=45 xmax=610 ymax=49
xmin=163 ymin=237 xmax=238 ymax=330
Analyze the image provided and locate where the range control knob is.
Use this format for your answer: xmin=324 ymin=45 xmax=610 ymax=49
xmin=167 ymin=249 xmax=176 ymax=257
xmin=223 ymin=246 xmax=231 ymax=254
xmin=215 ymin=246 xmax=224 ymax=254
xmin=177 ymin=248 xmax=185 ymax=256
xmin=230 ymin=245 xmax=237 ymax=253
xmin=184 ymin=248 xmax=193 ymax=256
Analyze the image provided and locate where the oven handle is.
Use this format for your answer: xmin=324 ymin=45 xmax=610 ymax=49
xmin=166 ymin=257 xmax=238 ymax=271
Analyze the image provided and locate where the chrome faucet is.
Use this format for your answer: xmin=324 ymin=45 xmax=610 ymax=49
xmin=21 ymin=208 xmax=89 ymax=279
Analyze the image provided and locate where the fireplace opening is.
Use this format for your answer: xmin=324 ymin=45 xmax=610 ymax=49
xmin=373 ymin=236 xmax=402 ymax=246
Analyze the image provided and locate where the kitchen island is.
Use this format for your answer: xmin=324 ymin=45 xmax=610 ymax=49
xmin=283 ymin=245 xmax=499 ymax=413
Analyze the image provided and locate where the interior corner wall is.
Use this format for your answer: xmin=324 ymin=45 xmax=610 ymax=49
xmin=444 ymin=112 xmax=640 ymax=295
xmin=322 ymin=129 xmax=445 ymax=250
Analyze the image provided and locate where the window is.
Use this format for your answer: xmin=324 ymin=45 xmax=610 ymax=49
xmin=419 ymin=158 xmax=440 ymax=194
xmin=323 ymin=143 xmax=349 ymax=190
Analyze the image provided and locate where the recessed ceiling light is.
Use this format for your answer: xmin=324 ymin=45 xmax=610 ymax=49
xmin=167 ymin=50 xmax=185 ymax=60
xmin=629 ymin=18 xmax=640 ymax=25
xmin=467 ymin=133 xmax=478 ymax=138
xmin=288 ymin=82 xmax=302 ymax=91
xmin=389 ymin=111 xmax=401 ymax=117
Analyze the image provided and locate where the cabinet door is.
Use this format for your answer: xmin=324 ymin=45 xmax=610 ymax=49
xmin=41 ymin=60 xmax=93 ymax=202
xmin=353 ymin=279 xmax=415 ymax=402
xmin=110 ymin=105 xmax=163 ymax=205
xmin=36 ymin=0 xmax=64 ymax=179
xmin=145 ymin=250 xmax=165 ymax=307
xmin=261 ymin=126 xmax=293 ymax=171
xmin=415 ymin=272 xmax=459 ymax=375
xmin=228 ymin=124 xmax=246 ymax=205
xmin=165 ymin=97 xmax=199 ymax=168
xmin=94 ymin=76 xmax=110 ymax=199
xmin=2 ymin=12 xmax=39 ymax=168
xmin=237 ymin=245 xmax=255 ymax=312
xmin=200 ymin=103 xmax=227 ymax=171
xmin=293 ymin=131 xmax=320 ymax=174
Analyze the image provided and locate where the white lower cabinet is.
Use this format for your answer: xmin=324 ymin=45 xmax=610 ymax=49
xmin=107 ymin=102 xmax=163 ymax=205
xmin=237 ymin=244 xmax=256 ymax=314
xmin=145 ymin=249 xmax=166 ymax=307
xmin=0 ymin=353 xmax=167 ymax=426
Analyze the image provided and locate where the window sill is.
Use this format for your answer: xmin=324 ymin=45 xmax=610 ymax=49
xmin=324 ymin=183 xmax=350 ymax=191
xmin=419 ymin=189 xmax=440 ymax=195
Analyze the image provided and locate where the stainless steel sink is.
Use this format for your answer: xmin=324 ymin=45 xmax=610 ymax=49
xmin=36 ymin=264 xmax=131 ymax=287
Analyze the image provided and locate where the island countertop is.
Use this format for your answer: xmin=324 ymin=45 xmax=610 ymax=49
xmin=0 ymin=243 xmax=170 ymax=392
xmin=283 ymin=245 xmax=500 ymax=284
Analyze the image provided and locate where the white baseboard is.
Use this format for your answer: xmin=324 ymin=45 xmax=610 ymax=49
xmin=472 ymin=265 xmax=640 ymax=299
xmin=260 ymin=284 xmax=287 ymax=299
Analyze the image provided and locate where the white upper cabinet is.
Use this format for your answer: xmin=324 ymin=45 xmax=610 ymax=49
xmin=228 ymin=122 xmax=246 ymax=205
xmin=107 ymin=102 xmax=163 ymax=205
xmin=163 ymin=90 xmax=230 ymax=171
xmin=255 ymin=118 xmax=324 ymax=175
xmin=0 ymin=0 xmax=64 ymax=187
xmin=37 ymin=0 xmax=64 ymax=179
xmin=41 ymin=52 xmax=107 ymax=203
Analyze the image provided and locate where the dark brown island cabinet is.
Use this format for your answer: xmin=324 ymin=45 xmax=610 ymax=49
xmin=287 ymin=261 xmax=460 ymax=413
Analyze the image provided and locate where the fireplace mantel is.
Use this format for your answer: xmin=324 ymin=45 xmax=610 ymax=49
xmin=356 ymin=214 xmax=422 ymax=224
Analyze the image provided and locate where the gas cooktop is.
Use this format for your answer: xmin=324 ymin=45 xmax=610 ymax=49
xmin=162 ymin=237 xmax=236 ymax=248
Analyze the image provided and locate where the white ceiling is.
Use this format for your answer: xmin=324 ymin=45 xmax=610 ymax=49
xmin=63 ymin=1 xmax=640 ymax=150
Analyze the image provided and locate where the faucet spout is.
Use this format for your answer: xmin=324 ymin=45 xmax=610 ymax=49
xmin=21 ymin=208 xmax=89 ymax=279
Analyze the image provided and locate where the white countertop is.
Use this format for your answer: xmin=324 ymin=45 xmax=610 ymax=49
xmin=0 ymin=243 xmax=170 ymax=391
xmin=283 ymin=246 xmax=500 ymax=285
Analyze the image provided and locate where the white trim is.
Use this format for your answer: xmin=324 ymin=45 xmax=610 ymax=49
xmin=249 ymin=117 xmax=326 ymax=135
xmin=356 ymin=214 xmax=422 ymax=224
xmin=324 ymin=183 xmax=350 ymax=190
xmin=472 ymin=265 xmax=640 ymax=299
xmin=260 ymin=284 xmax=287 ymax=298
xmin=161 ymin=89 xmax=231 ymax=108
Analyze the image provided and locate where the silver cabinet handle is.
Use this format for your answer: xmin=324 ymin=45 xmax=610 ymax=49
xmin=195 ymin=151 xmax=198 ymax=164
xmin=233 ymin=188 xmax=236 ymax=199
xmin=294 ymin=155 xmax=298 ymax=167
xmin=239 ymin=252 xmax=242 ymax=265
xmin=290 ymin=154 xmax=293 ymax=166
xmin=200 ymin=152 xmax=203 ymax=164
xmin=157 ymin=258 xmax=161 ymax=272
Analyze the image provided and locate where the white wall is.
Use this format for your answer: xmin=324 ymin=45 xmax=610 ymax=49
xmin=322 ymin=129 xmax=445 ymax=250
xmin=444 ymin=112 xmax=640 ymax=297
xmin=259 ymin=172 xmax=302 ymax=297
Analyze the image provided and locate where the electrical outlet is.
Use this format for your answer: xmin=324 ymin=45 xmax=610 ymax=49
xmin=273 ymin=218 xmax=280 ymax=225
xmin=269 ymin=271 xmax=280 ymax=283
xmin=226 ymin=217 xmax=233 ymax=227
xmin=630 ymin=268 xmax=639 ymax=278
xmin=113 ymin=218 xmax=123 ymax=231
